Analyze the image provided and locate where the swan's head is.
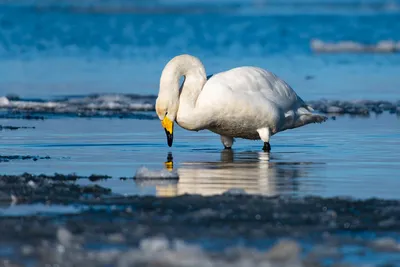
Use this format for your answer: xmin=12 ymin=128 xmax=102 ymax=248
xmin=155 ymin=92 xmax=178 ymax=147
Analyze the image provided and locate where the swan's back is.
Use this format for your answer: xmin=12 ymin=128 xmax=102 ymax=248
xmin=204 ymin=66 xmax=306 ymax=111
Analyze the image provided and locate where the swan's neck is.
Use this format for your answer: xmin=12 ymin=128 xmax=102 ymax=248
xmin=159 ymin=55 xmax=208 ymax=130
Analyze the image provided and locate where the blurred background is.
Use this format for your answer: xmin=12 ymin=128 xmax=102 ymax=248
xmin=0 ymin=0 xmax=400 ymax=100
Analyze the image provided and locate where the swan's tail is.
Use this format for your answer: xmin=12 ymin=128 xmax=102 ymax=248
xmin=283 ymin=106 xmax=328 ymax=130
xmin=296 ymin=113 xmax=328 ymax=126
xmin=296 ymin=106 xmax=328 ymax=126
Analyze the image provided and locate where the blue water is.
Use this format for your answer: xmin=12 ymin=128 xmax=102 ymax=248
xmin=1 ymin=1 xmax=400 ymax=99
xmin=1 ymin=113 xmax=399 ymax=199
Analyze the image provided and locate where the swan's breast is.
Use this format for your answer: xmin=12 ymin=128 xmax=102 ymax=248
xmin=208 ymin=121 xmax=261 ymax=140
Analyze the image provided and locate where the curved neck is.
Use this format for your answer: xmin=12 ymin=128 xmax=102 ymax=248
xmin=159 ymin=55 xmax=208 ymax=129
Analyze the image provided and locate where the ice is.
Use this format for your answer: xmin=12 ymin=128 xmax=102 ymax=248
xmin=0 ymin=94 xmax=156 ymax=115
xmin=0 ymin=97 xmax=10 ymax=106
xmin=35 ymin=234 xmax=397 ymax=267
xmin=265 ymin=239 xmax=301 ymax=263
xmin=135 ymin=166 xmax=179 ymax=180
xmin=83 ymin=237 xmax=303 ymax=267
xmin=311 ymin=39 xmax=400 ymax=53
xmin=27 ymin=180 xmax=36 ymax=188
xmin=57 ymin=228 xmax=73 ymax=247
xmin=139 ymin=237 xmax=170 ymax=252
xmin=371 ymin=237 xmax=400 ymax=252
xmin=20 ymin=245 xmax=34 ymax=256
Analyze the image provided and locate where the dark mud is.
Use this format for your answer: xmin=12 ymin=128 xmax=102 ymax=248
xmin=0 ymin=172 xmax=400 ymax=266
xmin=0 ymin=155 xmax=51 ymax=163
xmin=0 ymin=125 xmax=35 ymax=130
xmin=0 ymin=192 xmax=400 ymax=266
xmin=2 ymin=173 xmax=400 ymax=236
xmin=0 ymin=173 xmax=112 ymax=205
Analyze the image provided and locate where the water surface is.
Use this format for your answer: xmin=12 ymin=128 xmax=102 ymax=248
xmin=1 ymin=113 xmax=399 ymax=199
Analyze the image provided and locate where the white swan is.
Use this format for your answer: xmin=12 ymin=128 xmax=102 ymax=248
xmin=156 ymin=54 xmax=327 ymax=151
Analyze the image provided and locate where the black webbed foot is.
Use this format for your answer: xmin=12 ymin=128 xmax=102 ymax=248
xmin=262 ymin=142 xmax=271 ymax=152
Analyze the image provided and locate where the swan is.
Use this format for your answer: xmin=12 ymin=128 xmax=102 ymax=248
xmin=155 ymin=54 xmax=327 ymax=151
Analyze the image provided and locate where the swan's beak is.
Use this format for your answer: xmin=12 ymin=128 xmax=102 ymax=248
xmin=161 ymin=116 xmax=174 ymax=147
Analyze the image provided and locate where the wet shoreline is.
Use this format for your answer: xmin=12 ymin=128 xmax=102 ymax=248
xmin=1 ymin=189 xmax=400 ymax=266
xmin=0 ymin=95 xmax=399 ymax=120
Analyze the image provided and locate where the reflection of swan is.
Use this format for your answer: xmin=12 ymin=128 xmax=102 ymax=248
xmin=155 ymin=54 xmax=327 ymax=151
xmin=155 ymin=151 xmax=311 ymax=197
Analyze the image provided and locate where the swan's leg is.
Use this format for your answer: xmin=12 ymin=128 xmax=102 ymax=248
xmin=262 ymin=142 xmax=271 ymax=152
xmin=257 ymin=128 xmax=271 ymax=152
xmin=220 ymin=135 xmax=234 ymax=149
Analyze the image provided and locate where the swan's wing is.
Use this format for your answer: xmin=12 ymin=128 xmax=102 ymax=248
xmin=205 ymin=66 xmax=306 ymax=111
xmin=198 ymin=67 xmax=324 ymax=133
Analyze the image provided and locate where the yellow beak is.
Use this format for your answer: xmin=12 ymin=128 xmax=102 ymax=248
xmin=161 ymin=116 xmax=174 ymax=147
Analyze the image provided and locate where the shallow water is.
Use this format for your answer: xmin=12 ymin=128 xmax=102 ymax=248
xmin=1 ymin=112 xmax=399 ymax=199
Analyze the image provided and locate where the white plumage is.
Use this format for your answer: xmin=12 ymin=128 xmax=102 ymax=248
xmin=156 ymin=54 xmax=327 ymax=151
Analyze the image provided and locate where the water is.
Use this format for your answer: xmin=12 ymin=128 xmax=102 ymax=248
xmin=1 ymin=1 xmax=400 ymax=266
xmin=1 ymin=2 xmax=400 ymax=100
xmin=1 ymin=113 xmax=399 ymax=199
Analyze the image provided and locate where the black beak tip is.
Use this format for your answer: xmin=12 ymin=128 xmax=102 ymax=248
xmin=165 ymin=129 xmax=173 ymax=147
